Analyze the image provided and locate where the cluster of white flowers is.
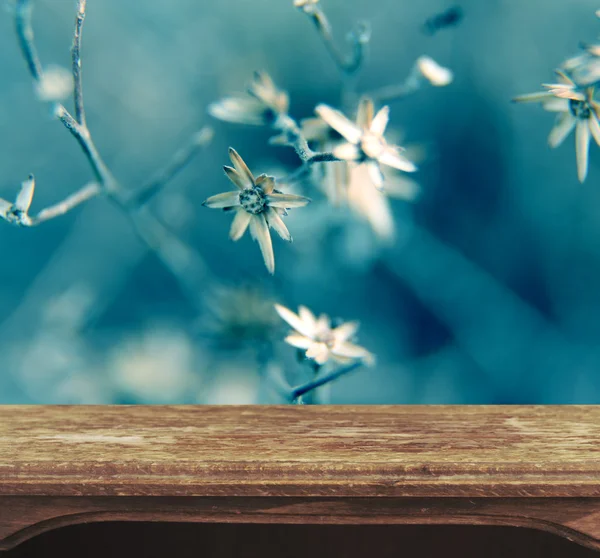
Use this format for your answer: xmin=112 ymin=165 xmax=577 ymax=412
xmin=202 ymin=0 xmax=454 ymax=372
xmin=514 ymin=10 xmax=600 ymax=182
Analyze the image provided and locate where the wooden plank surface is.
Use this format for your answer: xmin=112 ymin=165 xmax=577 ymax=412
xmin=0 ymin=406 xmax=599 ymax=497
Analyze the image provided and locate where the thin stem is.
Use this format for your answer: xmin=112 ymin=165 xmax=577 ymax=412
xmin=369 ymin=78 xmax=422 ymax=104
xmin=271 ymin=114 xmax=339 ymax=186
xmin=289 ymin=360 xmax=363 ymax=402
xmin=14 ymin=0 xmax=42 ymax=82
xmin=127 ymin=127 xmax=213 ymax=209
xmin=53 ymin=105 xmax=117 ymax=192
xmin=72 ymin=0 xmax=87 ymax=127
xmin=301 ymin=7 xmax=368 ymax=76
xmin=30 ymin=182 xmax=101 ymax=225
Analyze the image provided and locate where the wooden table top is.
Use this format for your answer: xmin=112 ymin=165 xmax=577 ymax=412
xmin=0 ymin=406 xmax=598 ymax=497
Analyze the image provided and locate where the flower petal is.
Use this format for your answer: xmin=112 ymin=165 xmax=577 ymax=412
xmin=576 ymin=119 xmax=591 ymax=182
xmin=298 ymin=306 xmax=317 ymax=329
xmin=228 ymin=147 xmax=255 ymax=186
xmin=333 ymin=321 xmax=360 ymax=343
xmin=332 ymin=341 xmax=373 ymax=362
xmin=370 ymin=106 xmax=390 ymax=136
xmin=275 ymin=303 xmax=316 ymax=338
xmin=333 ymin=142 xmax=361 ymax=161
xmin=366 ymin=161 xmax=385 ymax=190
xmin=378 ymin=147 xmax=417 ymax=172
xmin=249 ymin=213 xmax=275 ymax=274
xmin=14 ymin=175 xmax=35 ymax=213
xmin=284 ymin=334 xmax=314 ymax=349
xmin=265 ymin=206 xmax=292 ymax=241
xmin=203 ymin=191 xmax=241 ymax=209
xmin=548 ymin=112 xmax=576 ymax=148
xmin=589 ymin=112 xmax=600 ymax=147
xmin=229 ymin=208 xmax=252 ymax=240
xmin=306 ymin=342 xmax=330 ymax=364
xmin=255 ymin=174 xmax=276 ymax=194
xmin=542 ymin=98 xmax=570 ymax=112
xmin=315 ymin=104 xmax=362 ymax=143
xmin=207 ymin=96 xmax=266 ymax=126
xmin=266 ymin=193 xmax=311 ymax=208
xmin=512 ymin=91 xmax=555 ymax=103
xmin=0 ymin=199 xmax=12 ymax=219
xmin=356 ymin=97 xmax=374 ymax=129
xmin=223 ymin=166 xmax=248 ymax=190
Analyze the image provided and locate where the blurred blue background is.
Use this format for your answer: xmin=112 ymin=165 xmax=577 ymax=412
xmin=1 ymin=0 xmax=599 ymax=404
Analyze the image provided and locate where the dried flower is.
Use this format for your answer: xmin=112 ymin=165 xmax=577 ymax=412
xmin=513 ymin=72 xmax=600 ymax=182
xmin=315 ymin=98 xmax=417 ymax=189
xmin=416 ymin=56 xmax=454 ymax=86
xmin=0 ymin=174 xmax=35 ymax=226
xmin=203 ymin=148 xmax=310 ymax=274
xmin=208 ymin=71 xmax=289 ymax=126
xmin=275 ymin=303 xmax=375 ymax=366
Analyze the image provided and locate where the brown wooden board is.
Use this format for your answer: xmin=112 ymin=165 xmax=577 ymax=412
xmin=0 ymin=406 xmax=599 ymax=552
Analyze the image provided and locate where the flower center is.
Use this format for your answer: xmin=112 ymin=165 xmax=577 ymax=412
xmin=569 ymin=99 xmax=592 ymax=119
xmin=361 ymin=132 xmax=386 ymax=160
xmin=239 ymin=187 xmax=266 ymax=214
xmin=315 ymin=329 xmax=336 ymax=348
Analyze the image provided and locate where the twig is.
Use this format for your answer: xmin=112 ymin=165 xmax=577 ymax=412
xmin=71 ymin=0 xmax=87 ymax=127
xmin=271 ymin=113 xmax=339 ymax=186
xmin=53 ymin=105 xmax=117 ymax=192
xmin=126 ymin=126 xmax=214 ymax=209
xmin=369 ymin=77 xmax=422 ymax=104
xmin=30 ymin=182 xmax=101 ymax=225
xmin=289 ymin=361 xmax=363 ymax=402
xmin=299 ymin=5 xmax=369 ymax=76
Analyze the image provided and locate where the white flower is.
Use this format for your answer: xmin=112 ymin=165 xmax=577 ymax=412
xmin=202 ymin=148 xmax=310 ymax=274
xmin=514 ymin=72 xmax=600 ymax=182
xmin=0 ymin=174 xmax=36 ymax=226
xmin=315 ymin=98 xmax=417 ymax=190
xmin=275 ymin=303 xmax=375 ymax=366
xmin=35 ymin=65 xmax=74 ymax=102
xmin=416 ymin=56 xmax=453 ymax=87
xmin=208 ymin=71 xmax=289 ymax=126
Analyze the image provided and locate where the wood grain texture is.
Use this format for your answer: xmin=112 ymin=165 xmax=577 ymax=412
xmin=1 ymin=406 xmax=600 ymax=552
xmin=0 ymin=406 xmax=599 ymax=498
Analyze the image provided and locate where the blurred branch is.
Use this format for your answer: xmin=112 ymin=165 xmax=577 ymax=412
xmin=369 ymin=57 xmax=454 ymax=104
xmin=126 ymin=127 xmax=214 ymax=209
xmin=378 ymin=225 xmax=583 ymax=396
xmin=296 ymin=2 xmax=369 ymax=76
xmin=296 ymin=1 xmax=370 ymax=111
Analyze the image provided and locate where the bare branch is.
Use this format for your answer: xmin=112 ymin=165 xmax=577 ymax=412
xmin=53 ymin=105 xmax=117 ymax=192
xmin=72 ymin=0 xmax=87 ymax=127
xmin=127 ymin=126 xmax=214 ymax=209
xmin=30 ymin=182 xmax=101 ymax=225
xmin=270 ymin=114 xmax=339 ymax=184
